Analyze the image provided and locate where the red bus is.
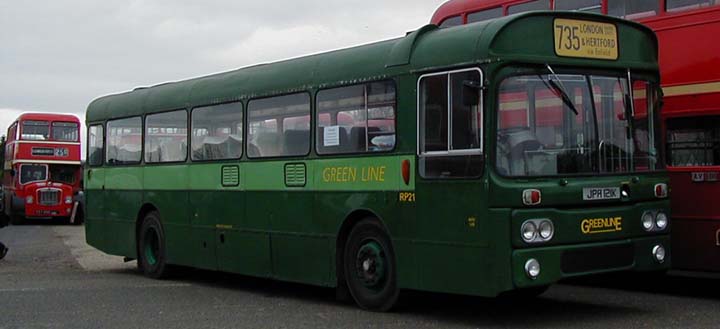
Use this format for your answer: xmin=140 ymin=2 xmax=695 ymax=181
xmin=2 ymin=113 xmax=83 ymax=224
xmin=432 ymin=0 xmax=720 ymax=272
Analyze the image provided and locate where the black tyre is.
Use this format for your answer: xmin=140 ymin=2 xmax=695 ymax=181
xmin=343 ymin=219 xmax=399 ymax=312
xmin=138 ymin=211 xmax=169 ymax=279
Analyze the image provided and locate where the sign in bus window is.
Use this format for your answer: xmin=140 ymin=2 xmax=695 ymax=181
xmin=316 ymin=81 xmax=396 ymax=155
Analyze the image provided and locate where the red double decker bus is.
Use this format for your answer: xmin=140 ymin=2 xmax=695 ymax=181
xmin=432 ymin=0 xmax=720 ymax=272
xmin=2 ymin=113 xmax=83 ymax=224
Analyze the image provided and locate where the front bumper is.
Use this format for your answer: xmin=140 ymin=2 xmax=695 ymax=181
xmin=511 ymin=235 xmax=670 ymax=288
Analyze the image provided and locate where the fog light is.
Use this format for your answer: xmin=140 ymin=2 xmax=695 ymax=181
xmin=655 ymin=212 xmax=668 ymax=230
xmin=525 ymin=258 xmax=541 ymax=279
xmin=521 ymin=221 xmax=537 ymax=242
xmin=652 ymin=245 xmax=666 ymax=263
xmin=539 ymin=220 xmax=554 ymax=240
xmin=65 ymin=196 xmax=73 ymax=204
xmin=26 ymin=196 xmax=34 ymax=204
xmin=641 ymin=212 xmax=654 ymax=231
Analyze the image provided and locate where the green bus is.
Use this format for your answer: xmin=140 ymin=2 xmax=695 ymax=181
xmin=85 ymin=11 xmax=670 ymax=311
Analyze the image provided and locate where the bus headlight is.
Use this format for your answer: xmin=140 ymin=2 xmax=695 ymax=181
xmin=652 ymin=245 xmax=666 ymax=263
xmin=655 ymin=212 xmax=668 ymax=230
xmin=538 ymin=220 xmax=554 ymax=240
xmin=641 ymin=211 xmax=654 ymax=231
xmin=524 ymin=258 xmax=541 ymax=279
xmin=521 ymin=221 xmax=537 ymax=242
xmin=65 ymin=196 xmax=73 ymax=204
xmin=26 ymin=196 xmax=34 ymax=204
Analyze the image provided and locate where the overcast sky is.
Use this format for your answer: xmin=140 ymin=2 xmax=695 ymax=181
xmin=0 ymin=0 xmax=446 ymax=152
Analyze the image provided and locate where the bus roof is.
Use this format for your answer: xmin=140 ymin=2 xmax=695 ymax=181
xmin=15 ymin=112 xmax=80 ymax=124
xmin=87 ymin=11 xmax=657 ymax=122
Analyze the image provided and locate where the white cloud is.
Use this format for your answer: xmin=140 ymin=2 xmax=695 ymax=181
xmin=0 ymin=0 xmax=446 ymax=158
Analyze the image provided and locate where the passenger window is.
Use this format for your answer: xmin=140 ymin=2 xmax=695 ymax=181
xmin=667 ymin=0 xmax=716 ymax=12
xmin=247 ymin=93 xmax=310 ymax=158
xmin=508 ymin=0 xmax=550 ymax=15
xmin=145 ymin=110 xmax=188 ymax=163
xmin=554 ymin=0 xmax=602 ymax=13
xmin=667 ymin=116 xmax=720 ymax=167
xmin=439 ymin=16 xmax=463 ymax=28
xmin=419 ymin=70 xmax=483 ymax=178
xmin=106 ymin=117 xmax=142 ymax=165
xmin=468 ymin=7 xmax=504 ymax=23
xmin=191 ymin=102 xmax=243 ymax=161
xmin=316 ymin=81 xmax=396 ymax=155
xmin=21 ymin=120 xmax=50 ymax=140
xmin=88 ymin=124 xmax=104 ymax=166
xmin=608 ymin=0 xmax=659 ymax=18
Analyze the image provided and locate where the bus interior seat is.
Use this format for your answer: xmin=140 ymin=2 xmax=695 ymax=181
xmin=317 ymin=126 xmax=349 ymax=154
xmin=256 ymin=132 xmax=280 ymax=157
xmin=349 ymin=126 xmax=381 ymax=151
xmin=283 ymin=130 xmax=309 ymax=156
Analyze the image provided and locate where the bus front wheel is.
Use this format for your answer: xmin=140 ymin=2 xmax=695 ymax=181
xmin=138 ymin=211 xmax=169 ymax=279
xmin=343 ymin=219 xmax=399 ymax=312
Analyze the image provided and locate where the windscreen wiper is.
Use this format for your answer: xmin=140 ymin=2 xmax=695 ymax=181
xmin=544 ymin=64 xmax=579 ymax=116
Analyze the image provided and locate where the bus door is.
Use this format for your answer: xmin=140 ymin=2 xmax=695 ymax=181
xmin=414 ymin=69 xmax=489 ymax=293
xmin=85 ymin=125 xmax=107 ymax=248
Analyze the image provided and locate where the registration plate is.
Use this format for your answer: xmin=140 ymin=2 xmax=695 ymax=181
xmin=583 ymin=187 xmax=621 ymax=201
xmin=553 ymin=19 xmax=618 ymax=60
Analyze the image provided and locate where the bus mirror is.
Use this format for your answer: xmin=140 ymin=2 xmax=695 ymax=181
xmin=462 ymin=80 xmax=481 ymax=107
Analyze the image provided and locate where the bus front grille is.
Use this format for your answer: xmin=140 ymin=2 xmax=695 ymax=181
xmin=37 ymin=189 xmax=61 ymax=206
xmin=561 ymin=243 xmax=634 ymax=274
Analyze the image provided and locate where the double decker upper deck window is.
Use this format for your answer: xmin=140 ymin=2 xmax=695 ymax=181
xmin=554 ymin=0 xmax=602 ymax=13
xmin=52 ymin=122 xmax=79 ymax=142
xmin=21 ymin=120 xmax=49 ymax=141
xmin=419 ymin=69 xmax=483 ymax=178
xmin=508 ymin=0 xmax=550 ymax=15
xmin=608 ymin=0 xmax=659 ymax=18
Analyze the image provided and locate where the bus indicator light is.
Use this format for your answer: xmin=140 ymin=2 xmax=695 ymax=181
xmin=401 ymin=160 xmax=410 ymax=186
xmin=522 ymin=189 xmax=541 ymax=206
xmin=654 ymin=183 xmax=668 ymax=198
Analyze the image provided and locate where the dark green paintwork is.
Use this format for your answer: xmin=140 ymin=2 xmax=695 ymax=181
xmin=85 ymin=12 xmax=668 ymax=298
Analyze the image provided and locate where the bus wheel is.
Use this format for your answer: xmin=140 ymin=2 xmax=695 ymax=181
xmin=343 ymin=219 xmax=399 ymax=312
xmin=138 ymin=211 xmax=169 ymax=279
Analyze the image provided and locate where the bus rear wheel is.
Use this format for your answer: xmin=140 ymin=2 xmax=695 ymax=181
xmin=343 ymin=219 xmax=399 ymax=312
xmin=138 ymin=211 xmax=169 ymax=279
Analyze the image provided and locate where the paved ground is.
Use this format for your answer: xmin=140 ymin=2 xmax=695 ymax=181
xmin=0 ymin=224 xmax=719 ymax=329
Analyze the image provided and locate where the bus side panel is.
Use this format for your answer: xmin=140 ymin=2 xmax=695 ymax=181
xmin=104 ymin=167 xmax=143 ymax=258
xmin=143 ymin=165 xmax=192 ymax=267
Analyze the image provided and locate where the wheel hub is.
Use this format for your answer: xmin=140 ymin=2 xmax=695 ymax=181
xmin=355 ymin=241 xmax=385 ymax=288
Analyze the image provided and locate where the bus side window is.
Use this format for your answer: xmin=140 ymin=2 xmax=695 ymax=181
xmin=607 ymin=0 xmax=659 ymax=18
xmin=439 ymin=15 xmax=462 ymax=28
xmin=508 ymin=0 xmax=550 ymax=15
xmin=191 ymin=102 xmax=243 ymax=161
xmin=247 ymin=93 xmax=310 ymax=158
xmin=106 ymin=117 xmax=142 ymax=165
xmin=88 ymin=124 xmax=104 ymax=166
xmin=467 ymin=7 xmax=503 ymax=24
xmin=316 ymin=81 xmax=396 ymax=155
xmin=145 ymin=110 xmax=188 ymax=163
xmin=419 ymin=69 xmax=483 ymax=179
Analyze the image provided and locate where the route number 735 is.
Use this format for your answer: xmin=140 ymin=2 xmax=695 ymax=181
xmin=556 ymin=24 xmax=581 ymax=51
